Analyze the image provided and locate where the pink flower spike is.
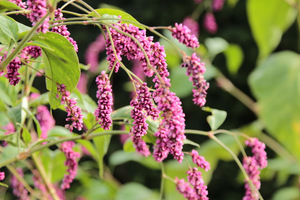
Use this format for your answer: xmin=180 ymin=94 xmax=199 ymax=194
xmin=191 ymin=150 xmax=210 ymax=171
xmin=60 ymin=141 xmax=80 ymax=190
xmin=57 ymin=84 xmax=83 ymax=132
xmin=171 ymin=23 xmax=199 ymax=48
xmin=175 ymin=177 xmax=198 ymax=200
xmin=94 ymin=71 xmax=113 ymax=130
xmin=203 ymin=13 xmax=218 ymax=34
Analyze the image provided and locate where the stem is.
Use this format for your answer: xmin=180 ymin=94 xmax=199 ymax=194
xmin=210 ymin=135 xmax=264 ymax=200
xmin=0 ymin=130 xmax=128 ymax=168
xmin=215 ymin=74 xmax=258 ymax=115
xmin=6 ymin=165 xmax=39 ymax=198
xmin=32 ymin=153 xmax=60 ymax=200
xmin=160 ymin=162 xmax=166 ymax=200
xmin=3 ymin=10 xmax=30 ymax=15
xmin=0 ymin=12 xmax=50 ymax=71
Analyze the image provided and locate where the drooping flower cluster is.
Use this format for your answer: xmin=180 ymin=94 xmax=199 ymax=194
xmin=26 ymin=0 xmax=49 ymax=33
xmin=36 ymin=105 xmax=55 ymax=140
xmin=151 ymin=43 xmax=186 ymax=163
xmin=105 ymin=23 xmax=154 ymax=75
xmin=0 ymin=53 xmax=22 ymax=86
xmin=57 ymin=84 xmax=83 ymax=132
xmin=203 ymin=13 xmax=218 ymax=34
xmin=181 ymin=53 xmax=209 ymax=107
xmin=243 ymin=138 xmax=267 ymax=200
xmin=175 ymin=177 xmax=198 ymax=200
xmin=105 ymin=22 xmax=189 ymax=163
xmin=0 ymin=172 xmax=5 ymax=181
xmin=183 ymin=17 xmax=200 ymax=38
xmin=130 ymin=82 xmax=159 ymax=156
xmin=187 ymin=167 xmax=209 ymax=200
xmin=175 ymin=151 xmax=210 ymax=200
xmin=85 ymin=34 xmax=106 ymax=72
xmin=51 ymin=9 xmax=78 ymax=52
xmin=171 ymin=23 xmax=199 ymax=48
xmin=94 ymin=71 xmax=113 ymax=130
xmin=212 ymin=0 xmax=225 ymax=12
xmin=11 ymin=168 xmax=30 ymax=200
xmin=191 ymin=150 xmax=210 ymax=171
xmin=60 ymin=141 xmax=80 ymax=190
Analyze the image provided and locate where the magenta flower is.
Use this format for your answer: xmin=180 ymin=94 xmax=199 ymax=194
xmin=171 ymin=23 xmax=199 ymax=48
xmin=11 ymin=168 xmax=30 ymax=200
xmin=190 ymin=150 xmax=210 ymax=171
xmin=60 ymin=141 xmax=80 ymax=190
xmin=0 ymin=172 xmax=5 ymax=181
xmin=5 ymin=57 xmax=22 ymax=86
xmin=242 ymin=138 xmax=267 ymax=200
xmin=187 ymin=167 xmax=209 ymax=200
xmin=85 ymin=34 xmax=106 ymax=72
xmin=175 ymin=177 xmax=198 ymax=200
xmin=51 ymin=9 xmax=78 ymax=52
xmin=94 ymin=71 xmax=113 ymax=130
xmin=8 ymin=0 xmax=26 ymax=9
xmin=212 ymin=0 xmax=225 ymax=12
xmin=57 ymin=84 xmax=83 ymax=132
xmin=26 ymin=0 xmax=49 ymax=33
xmin=36 ymin=105 xmax=55 ymax=140
xmin=203 ymin=13 xmax=218 ymax=34
xmin=105 ymin=23 xmax=153 ymax=74
xmin=77 ymin=73 xmax=88 ymax=94
xmin=130 ymin=83 xmax=158 ymax=156
xmin=32 ymin=169 xmax=51 ymax=198
xmin=181 ymin=53 xmax=209 ymax=107
xmin=183 ymin=17 xmax=200 ymax=37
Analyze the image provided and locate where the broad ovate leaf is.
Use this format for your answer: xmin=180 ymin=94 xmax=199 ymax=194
xmin=31 ymin=32 xmax=80 ymax=109
xmin=247 ymin=0 xmax=297 ymax=58
xmin=249 ymin=51 xmax=300 ymax=162
xmin=0 ymin=14 xmax=18 ymax=44
xmin=0 ymin=0 xmax=22 ymax=13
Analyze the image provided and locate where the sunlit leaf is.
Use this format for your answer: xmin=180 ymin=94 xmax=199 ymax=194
xmin=247 ymin=0 xmax=297 ymax=58
xmin=31 ymin=32 xmax=80 ymax=109
xmin=0 ymin=14 xmax=18 ymax=44
xmin=90 ymin=8 xmax=144 ymax=29
xmin=249 ymin=51 xmax=300 ymax=162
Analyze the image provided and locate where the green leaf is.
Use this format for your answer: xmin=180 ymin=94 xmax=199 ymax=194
xmin=40 ymin=149 xmax=67 ymax=182
xmin=0 ymin=0 xmax=22 ymax=12
xmin=22 ymin=127 xmax=31 ymax=145
xmin=224 ymin=44 xmax=244 ymax=75
xmin=247 ymin=0 xmax=297 ymax=58
xmin=0 ymin=76 xmax=18 ymax=106
xmin=90 ymin=8 xmax=144 ymax=29
xmin=111 ymin=106 xmax=132 ymax=119
xmin=170 ymin=67 xmax=193 ymax=98
xmin=47 ymin=126 xmax=71 ymax=137
xmin=249 ymin=51 xmax=300 ymax=162
xmin=0 ymin=14 xmax=18 ymax=44
xmin=115 ymin=183 xmax=159 ymax=200
xmin=77 ymin=139 xmax=98 ymax=159
xmin=205 ymin=37 xmax=228 ymax=58
xmin=272 ymin=187 xmax=300 ymax=200
xmin=123 ymin=139 xmax=135 ymax=152
xmin=93 ymin=130 xmax=111 ymax=179
xmin=109 ymin=150 xmax=160 ymax=170
xmin=31 ymin=32 xmax=80 ymax=109
xmin=203 ymin=107 xmax=227 ymax=130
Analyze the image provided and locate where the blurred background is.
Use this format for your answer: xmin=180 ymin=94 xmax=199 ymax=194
xmin=2 ymin=0 xmax=300 ymax=199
